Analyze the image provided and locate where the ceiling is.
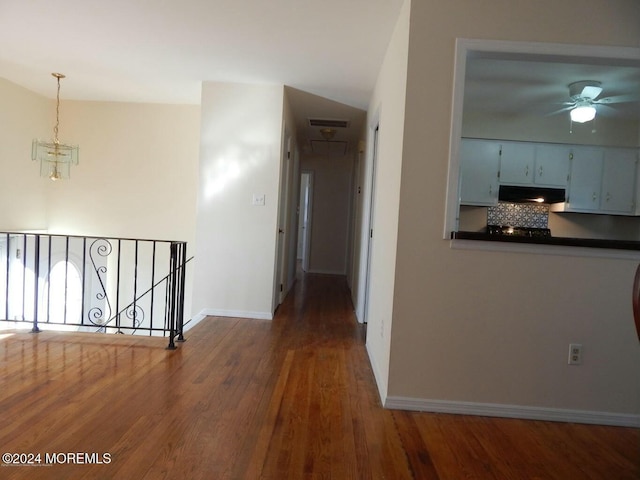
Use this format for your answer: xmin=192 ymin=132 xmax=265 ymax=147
xmin=0 ymin=0 xmax=404 ymax=156
xmin=464 ymin=53 xmax=640 ymax=122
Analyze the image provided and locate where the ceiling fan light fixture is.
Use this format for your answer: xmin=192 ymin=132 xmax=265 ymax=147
xmin=570 ymin=104 xmax=596 ymax=123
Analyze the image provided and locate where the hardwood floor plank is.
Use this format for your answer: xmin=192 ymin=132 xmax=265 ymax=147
xmin=0 ymin=272 xmax=638 ymax=479
xmin=237 ymin=349 xmax=295 ymax=479
xmin=392 ymin=412 xmax=440 ymax=479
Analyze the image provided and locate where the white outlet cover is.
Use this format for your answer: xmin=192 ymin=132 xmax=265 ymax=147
xmin=252 ymin=194 xmax=266 ymax=206
xmin=568 ymin=343 xmax=583 ymax=365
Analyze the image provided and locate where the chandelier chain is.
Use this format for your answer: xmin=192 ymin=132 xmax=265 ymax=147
xmin=54 ymin=75 xmax=61 ymax=145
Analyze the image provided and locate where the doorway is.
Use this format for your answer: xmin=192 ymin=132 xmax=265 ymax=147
xmin=297 ymin=171 xmax=313 ymax=273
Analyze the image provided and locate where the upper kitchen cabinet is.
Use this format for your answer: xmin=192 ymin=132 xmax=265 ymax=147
xmin=564 ymin=146 xmax=603 ymax=213
xmin=600 ymin=148 xmax=638 ymax=215
xmin=459 ymin=139 xmax=500 ymax=206
xmin=500 ymin=142 xmax=570 ymax=187
xmin=561 ymin=146 xmax=638 ymax=215
xmin=499 ymin=142 xmax=535 ymax=185
xmin=534 ymin=144 xmax=571 ymax=187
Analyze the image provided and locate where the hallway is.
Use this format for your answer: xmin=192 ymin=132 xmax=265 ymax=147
xmin=0 ymin=272 xmax=638 ymax=479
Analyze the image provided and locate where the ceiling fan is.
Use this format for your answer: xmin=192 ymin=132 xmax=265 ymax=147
xmin=551 ymin=80 xmax=639 ymax=124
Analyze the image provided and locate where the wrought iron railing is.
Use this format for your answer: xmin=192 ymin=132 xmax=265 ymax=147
xmin=0 ymin=232 xmax=190 ymax=349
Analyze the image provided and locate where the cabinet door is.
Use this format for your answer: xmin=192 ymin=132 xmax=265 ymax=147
xmin=566 ymin=146 xmax=603 ymax=212
xmin=459 ymin=139 xmax=500 ymax=206
xmin=534 ymin=144 xmax=570 ymax=187
xmin=600 ymin=148 xmax=637 ymax=215
xmin=499 ymin=142 xmax=536 ymax=185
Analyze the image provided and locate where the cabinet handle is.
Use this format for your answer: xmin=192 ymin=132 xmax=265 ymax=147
xmin=606 ymin=192 xmax=611 ymax=202
xmin=538 ymin=166 xmax=543 ymax=177
xmin=525 ymin=165 xmax=529 ymax=177
xmin=489 ymin=185 xmax=493 ymax=195
xmin=592 ymin=192 xmax=597 ymax=202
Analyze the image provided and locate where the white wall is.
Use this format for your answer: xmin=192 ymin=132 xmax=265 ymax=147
xmin=192 ymin=82 xmax=285 ymax=320
xmin=361 ymin=0 xmax=411 ymax=402
xmin=383 ymin=0 xmax=640 ymax=423
xmin=0 ymin=78 xmax=51 ymax=230
xmin=48 ymin=101 xmax=200 ymax=242
xmin=463 ymin=112 xmax=639 ymax=148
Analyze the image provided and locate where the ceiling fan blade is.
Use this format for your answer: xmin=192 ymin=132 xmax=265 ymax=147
xmin=595 ymin=93 xmax=640 ymax=104
xmin=581 ymin=85 xmax=603 ymax=100
xmin=545 ymin=106 xmax=573 ymax=116
xmin=594 ymin=104 xmax=620 ymax=116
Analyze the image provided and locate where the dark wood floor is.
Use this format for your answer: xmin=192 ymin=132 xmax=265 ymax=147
xmin=0 ymin=272 xmax=638 ymax=479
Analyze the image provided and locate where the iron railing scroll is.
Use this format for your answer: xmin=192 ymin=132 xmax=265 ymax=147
xmin=0 ymin=232 xmax=190 ymax=349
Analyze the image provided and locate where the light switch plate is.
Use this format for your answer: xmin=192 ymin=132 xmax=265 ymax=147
xmin=252 ymin=194 xmax=266 ymax=206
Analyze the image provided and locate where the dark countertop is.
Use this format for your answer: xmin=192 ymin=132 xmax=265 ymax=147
xmin=451 ymin=231 xmax=640 ymax=251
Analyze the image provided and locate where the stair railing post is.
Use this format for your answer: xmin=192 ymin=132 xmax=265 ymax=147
xmin=176 ymin=242 xmax=186 ymax=342
xmin=31 ymin=234 xmax=40 ymax=333
xmin=166 ymin=242 xmax=178 ymax=350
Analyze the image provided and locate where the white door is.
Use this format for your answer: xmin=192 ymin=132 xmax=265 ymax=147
xmin=363 ymin=126 xmax=380 ymax=325
xmin=274 ymin=136 xmax=292 ymax=308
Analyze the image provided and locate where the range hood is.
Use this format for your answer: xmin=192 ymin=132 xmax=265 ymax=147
xmin=498 ymin=185 xmax=566 ymax=204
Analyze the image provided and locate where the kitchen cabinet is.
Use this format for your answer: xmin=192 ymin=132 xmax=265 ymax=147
xmin=600 ymin=148 xmax=637 ymax=215
xmin=500 ymin=142 xmax=569 ymax=187
xmin=534 ymin=144 xmax=570 ymax=187
xmin=459 ymin=139 xmax=500 ymax=206
xmin=460 ymin=137 xmax=639 ymax=215
xmin=565 ymin=146 xmax=603 ymax=212
xmin=562 ymin=146 xmax=638 ymax=215
xmin=499 ymin=142 xmax=536 ymax=185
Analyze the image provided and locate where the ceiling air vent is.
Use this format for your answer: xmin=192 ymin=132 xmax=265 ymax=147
xmin=308 ymin=118 xmax=350 ymax=128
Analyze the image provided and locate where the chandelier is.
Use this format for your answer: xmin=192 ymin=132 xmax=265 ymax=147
xmin=32 ymin=73 xmax=79 ymax=180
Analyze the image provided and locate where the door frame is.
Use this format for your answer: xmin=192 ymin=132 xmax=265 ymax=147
xmin=362 ymin=124 xmax=379 ymax=324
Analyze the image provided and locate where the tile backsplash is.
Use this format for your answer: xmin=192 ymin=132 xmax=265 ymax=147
xmin=487 ymin=202 xmax=549 ymax=228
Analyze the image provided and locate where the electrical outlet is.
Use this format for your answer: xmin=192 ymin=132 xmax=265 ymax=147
xmin=568 ymin=343 xmax=583 ymax=365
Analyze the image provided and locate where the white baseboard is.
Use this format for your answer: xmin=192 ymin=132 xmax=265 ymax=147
xmin=385 ymin=396 xmax=640 ymax=427
xmin=182 ymin=312 xmax=207 ymax=332
xmin=195 ymin=308 xmax=273 ymax=321
xmin=366 ymin=342 xmax=388 ymax=407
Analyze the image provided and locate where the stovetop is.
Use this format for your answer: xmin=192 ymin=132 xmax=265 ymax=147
xmin=486 ymin=225 xmax=552 ymax=238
